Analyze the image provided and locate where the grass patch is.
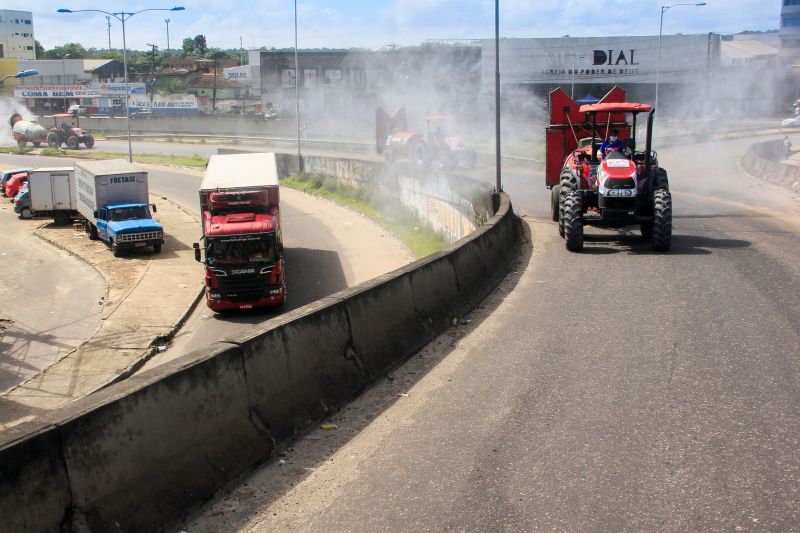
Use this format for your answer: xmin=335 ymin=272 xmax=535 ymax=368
xmin=24 ymin=147 xmax=209 ymax=168
xmin=282 ymin=174 xmax=447 ymax=258
xmin=0 ymin=146 xmax=35 ymax=155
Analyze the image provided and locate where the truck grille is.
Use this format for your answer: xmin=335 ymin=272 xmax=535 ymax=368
xmin=218 ymin=270 xmax=272 ymax=302
xmin=116 ymin=231 xmax=163 ymax=243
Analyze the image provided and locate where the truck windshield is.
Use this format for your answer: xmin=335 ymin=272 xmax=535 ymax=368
xmin=109 ymin=206 xmax=150 ymax=221
xmin=206 ymin=234 xmax=277 ymax=265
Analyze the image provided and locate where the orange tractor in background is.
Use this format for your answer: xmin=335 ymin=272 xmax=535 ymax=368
xmin=545 ymin=86 xmax=672 ymax=252
xmin=376 ymin=107 xmax=476 ymax=170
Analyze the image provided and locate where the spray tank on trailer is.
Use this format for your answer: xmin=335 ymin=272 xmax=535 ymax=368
xmin=9 ymin=113 xmax=47 ymax=147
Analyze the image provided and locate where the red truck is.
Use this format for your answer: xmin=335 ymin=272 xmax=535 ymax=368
xmin=193 ymin=152 xmax=286 ymax=311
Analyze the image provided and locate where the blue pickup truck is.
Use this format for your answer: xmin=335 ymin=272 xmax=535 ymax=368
xmin=74 ymin=159 xmax=165 ymax=257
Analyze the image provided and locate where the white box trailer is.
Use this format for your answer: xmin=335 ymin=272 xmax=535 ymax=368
xmin=27 ymin=167 xmax=76 ymax=226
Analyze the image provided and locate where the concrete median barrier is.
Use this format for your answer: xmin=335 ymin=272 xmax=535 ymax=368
xmin=240 ymin=296 xmax=365 ymax=441
xmin=741 ymin=140 xmax=800 ymax=192
xmin=0 ymin=427 xmax=71 ymax=532
xmin=0 ymin=184 xmax=519 ymax=531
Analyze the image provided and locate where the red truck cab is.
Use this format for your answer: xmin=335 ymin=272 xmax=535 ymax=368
xmin=194 ymin=153 xmax=286 ymax=311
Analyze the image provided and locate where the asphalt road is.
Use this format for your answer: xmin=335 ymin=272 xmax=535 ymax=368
xmin=0 ymin=167 xmax=105 ymax=393
xmin=186 ymin=134 xmax=800 ymax=531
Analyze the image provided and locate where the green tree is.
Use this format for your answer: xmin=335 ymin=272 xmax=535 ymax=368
xmin=182 ymin=37 xmax=195 ymax=56
xmin=193 ymin=34 xmax=207 ymax=57
xmin=158 ymin=77 xmax=187 ymax=94
xmin=34 ymin=40 xmax=45 ymax=59
xmin=43 ymin=43 xmax=87 ymax=59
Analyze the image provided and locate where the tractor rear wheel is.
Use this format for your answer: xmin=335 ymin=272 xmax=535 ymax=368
xmin=550 ymin=185 xmax=560 ymax=222
xmin=563 ymin=190 xmax=584 ymax=252
xmin=652 ymin=188 xmax=672 ymax=252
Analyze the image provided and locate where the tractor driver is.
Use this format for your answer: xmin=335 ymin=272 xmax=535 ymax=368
xmin=599 ymin=129 xmax=623 ymax=160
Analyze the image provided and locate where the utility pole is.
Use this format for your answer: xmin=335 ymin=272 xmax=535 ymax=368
xmin=212 ymin=57 xmax=218 ymax=112
xmin=106 ymin=16 xmax=112 ymax=51
xmin=165 ymin=18 xmax=170 ymax=53
xmin=147 ymin=43 xmax=158 ymax=108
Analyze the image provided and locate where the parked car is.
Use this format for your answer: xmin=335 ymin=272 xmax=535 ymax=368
xmin=13 ymin=183 xmax=32 ymax=219
xmin=67 ymin=104 xmax=88 ymax=115
xmin=1 ymin=167 xmax=32 ymax=193
xmin=131 ymin=109 xmax=153 ymax=118
xmin=5 ymin=171 xmax=29 ymax=199
xmin=782 ymin=116 xmax=800 ymax=128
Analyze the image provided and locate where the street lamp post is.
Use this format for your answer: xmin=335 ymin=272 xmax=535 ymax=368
xmin=62 ymin=53 xmax=71 ymax=112
xmin=165 ymin=18 xmax=171 ymax=53
xmin=655 ymin=2 xmax=706 ymax=120
xmin=58 ymin=6 xmax=185 ymax=163
xmin=294 ymin=0 xmax=302 ymax=173
xmin=0 ymin=69 xmax=39 ymax=89
xmin=494 ymin=0 xmax=501 ymax=194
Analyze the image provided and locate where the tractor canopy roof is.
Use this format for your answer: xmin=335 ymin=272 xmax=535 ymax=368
xmin=579 ymin=102 xmax=653 ymax=114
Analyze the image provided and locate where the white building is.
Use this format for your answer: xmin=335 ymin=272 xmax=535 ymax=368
xmin=0 ymin=10 xmax=35 ymax=60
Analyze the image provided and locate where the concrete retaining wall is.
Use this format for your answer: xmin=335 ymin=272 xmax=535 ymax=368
xmin=0 ymin=193 xmax=520 ymax=532
xmin=740 ymin=140 xmax=800 ymax=192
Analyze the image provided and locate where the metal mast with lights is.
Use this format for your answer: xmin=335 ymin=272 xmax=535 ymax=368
xmin=57 ymin=6 xmax=186 ymax=163
xmin=655 ymin=2 xmax=706 ymax=120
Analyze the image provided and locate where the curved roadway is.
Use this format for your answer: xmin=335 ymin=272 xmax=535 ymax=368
xmin=185 ymin=134 xmax=800 ymax=531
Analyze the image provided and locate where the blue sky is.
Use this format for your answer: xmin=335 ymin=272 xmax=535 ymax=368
xmin=9 ymin=1 xmax=782 ymax=52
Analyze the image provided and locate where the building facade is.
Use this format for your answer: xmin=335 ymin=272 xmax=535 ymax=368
xmin=0 ymin=10 xmax=35 ymax=60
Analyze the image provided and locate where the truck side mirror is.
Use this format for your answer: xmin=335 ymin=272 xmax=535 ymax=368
xmin=193 ymin=242 xmax=201 ymax=263
xmin=93 ymin=210 xmax=98 ymax=218
xmin=151 ymin=204 xmax=157 ymax=213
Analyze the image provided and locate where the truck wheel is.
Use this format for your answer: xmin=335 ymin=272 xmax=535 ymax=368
xmin=17 ymin=138 xmax=26 ymax=148
xmin=48 ymin=133 xmax=61 ymax=148
xmin=111 ymin=240 xmax=122 ymax=257
xmin=19 ymin=207 xmax=34 ymax=219
xmin=152 ymin=244 xmax=162 ymax=254
xmin=563 ymin=190 xmax=584 ymax=252
xmin=88 ymin=224 xmax=99 ymax=240
xmin=53 ymin=212 xmax=70 ymax=226
xmin=66 ymin=136 xmax=80 ymax=150
xmin=83 ymin=135 xmax=95 ymax=148
xmin=652 ymin=188 xmax=672 ymax=252
xmin=550 ymin=185 xmax=560 ymax=222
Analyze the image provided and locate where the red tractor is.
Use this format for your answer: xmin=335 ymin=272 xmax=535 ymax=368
xmin=546 ymin=86 xmax=672 ymax=252
xmin=46 ymin=113 xmax=95 ymax=149
xmin=376 ymin=107 xmax=476 ymax=170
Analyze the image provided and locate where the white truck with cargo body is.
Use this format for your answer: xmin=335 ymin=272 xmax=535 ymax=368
xmin=74 ymin=159 xmax=165 ymax=257
xmin=26 ymin=167 xmax=77 ymax=225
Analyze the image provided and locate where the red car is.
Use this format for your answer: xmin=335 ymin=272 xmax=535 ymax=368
xmin=5 ymin=172 xmax=29 ymax=199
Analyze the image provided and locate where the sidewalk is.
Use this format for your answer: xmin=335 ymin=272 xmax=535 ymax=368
xmin=0 ymin=195 xmax=202 ymax=430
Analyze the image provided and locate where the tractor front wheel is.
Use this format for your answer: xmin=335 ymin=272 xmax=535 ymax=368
xmin=563 ymin=190 xmax=584 ymax=252
xmin=83 ymin=135 xmax=95 ymax=148
xmin=66 ymin=136 xmax=80 ymax=150
xmin=48 ymin=133 xmax=61 ymax=148
xmin=652 ymin=188 xmax=672 ymax=252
